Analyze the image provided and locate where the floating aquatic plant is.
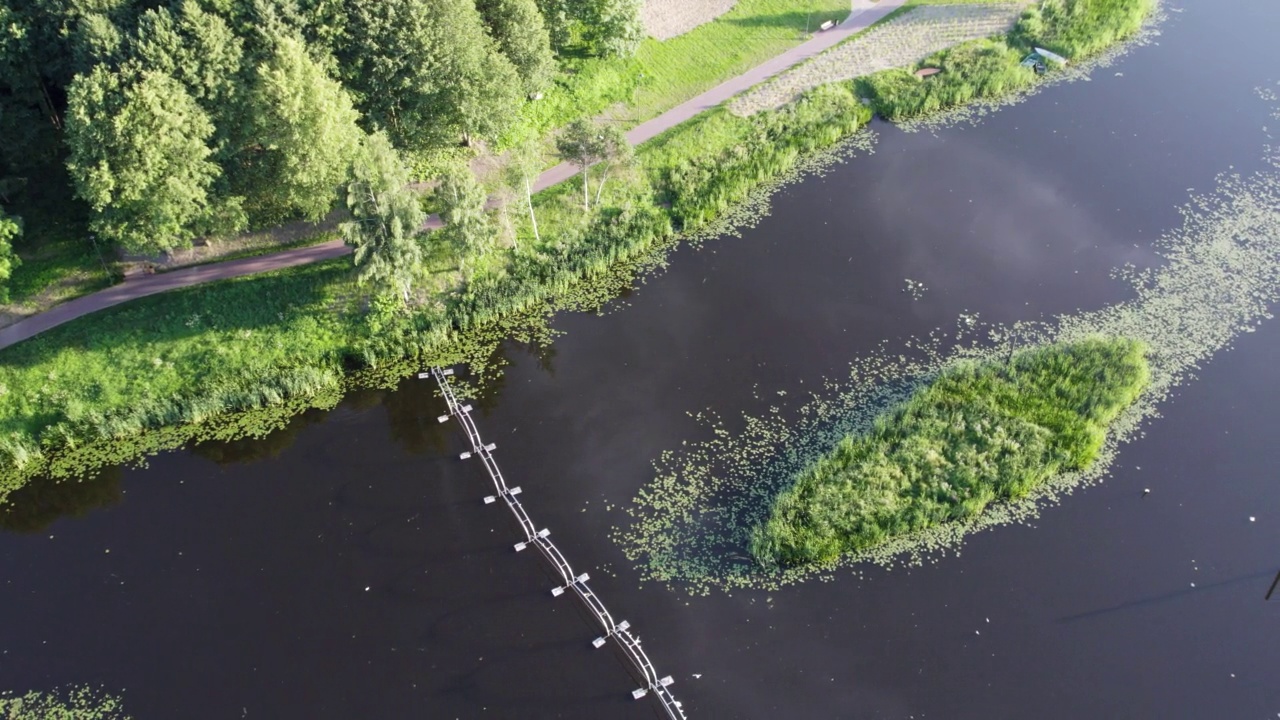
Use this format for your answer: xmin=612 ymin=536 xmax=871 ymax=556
xmin=615 ymin=89 xmax=1280 ymax=595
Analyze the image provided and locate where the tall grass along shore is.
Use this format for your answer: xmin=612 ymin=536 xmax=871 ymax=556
xmin=0 ymin=0 xmax=1155 ymax=499
xmin=751 ymin=338 xmax=1150 ymax=567
xmin=861 ymin=0 xmax=1153 ymax=120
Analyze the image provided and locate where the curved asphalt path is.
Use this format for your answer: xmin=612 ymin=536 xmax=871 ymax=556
xmin=0 ymin=0 xmax=906 ymax=352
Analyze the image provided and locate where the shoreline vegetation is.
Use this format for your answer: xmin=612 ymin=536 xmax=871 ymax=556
xmin=0 ymin=686 xmax=130 ymax=720
xmin=0 ymin=0 xmax=1154 ymax=501
xmin=751 ymin=338 xmax=1150 ymax=567
xmin=860 ymin=0 xmax=1153 ymax=120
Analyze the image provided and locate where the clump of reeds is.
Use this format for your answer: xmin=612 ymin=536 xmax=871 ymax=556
xmin=1012 ymin=0 xmax=1154 ymax=60
xmin=861 ymin=0 xmax=1154 ymax=121
xmin=751 ymin=337 xmax=1150 ymax=566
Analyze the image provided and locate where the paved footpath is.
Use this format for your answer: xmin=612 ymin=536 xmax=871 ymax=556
xmin=0 ymin=0 xmax=906 ymax=352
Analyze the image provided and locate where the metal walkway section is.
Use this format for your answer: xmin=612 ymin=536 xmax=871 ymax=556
xmin=423 ymin=367 xmax=688 ymax=719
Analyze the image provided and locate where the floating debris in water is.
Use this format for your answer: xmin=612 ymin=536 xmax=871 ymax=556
xmin=903 ymin=279 xmax=928 ymax=300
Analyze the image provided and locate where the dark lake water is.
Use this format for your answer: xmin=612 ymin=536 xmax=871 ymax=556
xmin=3 ymin=1 xmax=1279 ymax=717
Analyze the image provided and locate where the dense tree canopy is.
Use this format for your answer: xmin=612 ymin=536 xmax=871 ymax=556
xmin=476 ymin=0 xmax=556 ymax=94
xmin=336 ymin=0 xmax=522 ymax=152
xmin=65 ymin=66 xmax=222 ymax=254
xmin=238 ymin=34 xmax=363 ymax=222
xmin=533 ymin=0 xmax=643 ymax=56
xmin=0 ymin=0 xmax=645 ymax=285
xmin=580 ymin=0 xmax=644 ymax=59
xmin=129 ymin=2 xmax=244 ymax=109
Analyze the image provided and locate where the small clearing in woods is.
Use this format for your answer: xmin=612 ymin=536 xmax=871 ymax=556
xmin=643 ymin=0 xmax=739 ymax=40
xmin=730 ymin=2 xmax=1032 ymax=115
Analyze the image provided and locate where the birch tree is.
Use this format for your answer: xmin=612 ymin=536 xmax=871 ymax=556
xmin=505 ymin=134 xmax=544 ymax=244
xmin=341 ymin=133 xmax=425 ymax=304
xmin=555 ymin=118 xmax=631 ymax=214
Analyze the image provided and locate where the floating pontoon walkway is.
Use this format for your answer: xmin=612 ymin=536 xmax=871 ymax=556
xmin=423 ymin=367 xmax=688 ymax=720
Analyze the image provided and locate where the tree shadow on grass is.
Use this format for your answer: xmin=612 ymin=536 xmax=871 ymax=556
xmin=0 ymin=258 xmax=353 ymax=371
xmin=720 ymin=11 xmax=844 ymax=34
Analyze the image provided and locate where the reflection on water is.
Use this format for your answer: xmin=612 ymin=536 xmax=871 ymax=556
xmin=189 ymin=409 xmax=331 ymax=465
xmin=0 ymin=467 xmax=122 ymax=534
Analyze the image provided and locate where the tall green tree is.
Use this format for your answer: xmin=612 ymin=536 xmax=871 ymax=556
xmin=0 ymin=0 xmax=136 ymax=130
xmin=533 ymin=0 xmax=572 ymax=53
xmin=337 ymin=0 xmax=523 ymax=152
xmin=589 ymin=123 xmax=631 ymax=206
xmin=580 ymin=0 xmax=644 ymax=59
xmin=0 ymin=2 xmax=57 ymax=164
xmin=129 ymin=2 xmax=244 ymax=111
xmin=341 ymin=133 xmax=426 ymax=304
xmin=65 ymin=66 xmax=222 ymax=254
xmin=476 ymin=0 xmax=556 ymax=94
xmin=71 ymin=11 xmax=124 ymax=74
xmin=556 ymin=118 xmax=601 ymax=212
xmin=435 ymin=165 xmax=490 ymax=263
xmin=240 ymin=35 xmax=363 ymax=222
xmin=0 ymin=207 xmax=22 ymax=302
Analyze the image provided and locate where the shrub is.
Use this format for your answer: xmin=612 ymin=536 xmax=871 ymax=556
xmin=861 ymin=38 xmax=1035 ymax=120
xmin=1012 ymin=0 xmax=1154 ymax=60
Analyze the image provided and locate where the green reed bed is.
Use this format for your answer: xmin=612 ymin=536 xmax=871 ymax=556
xmin=0 ymin=685 xmax=130 ymax=720
xmin=858 ymin=38 xmax=1036 ymax=120
xmin=647 ymin=82 xmax=873 ymax=228
xmin=860 ymin=0 xmax=1153 ymax=121
xmin=0 ymin=261 xmax=354 ymax=487
xmin=1011 ymin=0 xmax=1154 ymax=59
xmin=751 ymin=338 xmax=1149 ymax=566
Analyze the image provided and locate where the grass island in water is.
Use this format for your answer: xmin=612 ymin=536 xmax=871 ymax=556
xmin=752 ymin=338 xmax=1149 ymax=566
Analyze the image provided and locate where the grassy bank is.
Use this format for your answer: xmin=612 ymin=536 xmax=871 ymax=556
xmin=0 ymin=81 xmax=873 ymax=499
xmin=4 ymin=0 xmax=849 ymax=310
xmin=751 ymin=338 xmax=1150 ymax=566
xmin=860 ymin=0 xmax=1153 ymax=120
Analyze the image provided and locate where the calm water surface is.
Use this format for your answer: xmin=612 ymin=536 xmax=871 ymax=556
xmin=3 ymin=1 xmax=1279 ymax=717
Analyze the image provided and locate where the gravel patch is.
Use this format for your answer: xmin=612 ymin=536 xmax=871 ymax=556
xmin=729 ymin=3 xmax=1031 ymax=116
xmin=643 ymin=0 xmax=739 ymax=41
